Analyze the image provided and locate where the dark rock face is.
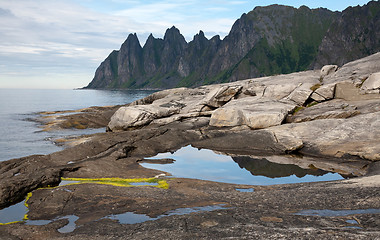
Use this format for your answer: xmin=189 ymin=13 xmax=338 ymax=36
xmin=86 ymin=2 xmax=380 ymax=89
xmin=233 ymin=156 xmax=329 ymax=178
xmin=313 ymin=1 xmax=380 ymax=68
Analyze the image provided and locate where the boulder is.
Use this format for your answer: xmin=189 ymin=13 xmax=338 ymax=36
xmin=361 ymin=72 xmax=380 ymax=94
xmin=320 ymin=65 xmax=338 ymax=78
xmin=310 ymin=92 xmax=325 ymax=102
xmin=284 ymin=82 xmax=314 ymax=105
xmin=107 ymin=104 xmax=181 ymax=131
xmin=203 ymin=85 xmax=242 ymax=108
xmin=310 ymin=83 xmax=336 ymax=102
xmin=242 ymin=82 xmax=266 ymax=97
xmin=210 ymin=98 xmax=296 ymax=129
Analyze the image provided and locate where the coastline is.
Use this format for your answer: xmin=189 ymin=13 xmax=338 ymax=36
xmin=1 ymin=53 xmax=380 ymax=239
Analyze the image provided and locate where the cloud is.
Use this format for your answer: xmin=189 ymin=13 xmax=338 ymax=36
xmin=0 ymin=0 xmax=250 ymax=88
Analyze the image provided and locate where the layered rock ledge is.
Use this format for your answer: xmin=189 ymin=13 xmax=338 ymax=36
xmin=0 ymin=53 xmax=380 ymax=239
xmin=106 ymin=52 xmax=380 ymax=162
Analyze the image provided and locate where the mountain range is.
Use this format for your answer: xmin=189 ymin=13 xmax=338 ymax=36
xmin=85 ymin=1 xmax=380 ymax=89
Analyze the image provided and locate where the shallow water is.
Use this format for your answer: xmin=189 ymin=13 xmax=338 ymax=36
xmin=106 ymin=204 xmax=228 ymax=225
xmin=236 ymin=188 xmax=254 ymax=192
xmin=0 ymin=191 xmax=226 ymax=233
xmin=0 ymin=89 xmax=155 ymax=161
xmin=142 ymin=145 xmax=344 ymax=185
xmin=0 ymin=201 xmax=27 ymax=224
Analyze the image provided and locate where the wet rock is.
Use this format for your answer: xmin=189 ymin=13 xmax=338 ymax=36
xmin=0 ymin=155 xmax=64 ymax=208
xmin=2 ymin=53 xmax=380 ymax=240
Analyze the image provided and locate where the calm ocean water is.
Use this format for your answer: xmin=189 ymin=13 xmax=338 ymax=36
xmin=0 ymin=89 xmax=155 ymax=162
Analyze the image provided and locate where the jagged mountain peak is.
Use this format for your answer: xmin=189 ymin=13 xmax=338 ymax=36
xmin=121 ymin=33 xmax=142 ymax=49
xmin=164 ymin=26 xmax=185 ymax=42
xmin=86 ymin=1 xmax=380 ymax=90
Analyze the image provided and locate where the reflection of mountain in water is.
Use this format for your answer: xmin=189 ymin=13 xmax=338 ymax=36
xmin=233 ymin=157 xmax=331 ymax=178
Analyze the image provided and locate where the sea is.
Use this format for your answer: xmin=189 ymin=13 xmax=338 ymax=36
xmin=0 ymin=88 xmax=156 ymax=162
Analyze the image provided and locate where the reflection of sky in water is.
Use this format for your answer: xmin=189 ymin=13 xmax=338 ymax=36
xmin=143 ymin=145 xmax=344 ymax=185
xmin=107 ymin=204 xmax=227 ymax=224
xmin=0 ymin=198 xmax=79 ymax=234
xmin=0 ymin=201 xmax=27 ymax=224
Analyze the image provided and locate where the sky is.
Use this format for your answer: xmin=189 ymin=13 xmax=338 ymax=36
xmin=0 ymin=0 xmax=373 ymax=89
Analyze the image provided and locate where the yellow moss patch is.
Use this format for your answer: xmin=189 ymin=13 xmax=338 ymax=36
xmin=293 ymin=106 xmax=304 ymax=114
xmin=61 ymin=177 xmax=169 ymax=189
xmin=61 ymin=120 xmax=87 ymax=129
xmin=310 ymin=83 xmax=321 ymax=91
xmin=0 ymin=177 xmax=169 ymax=225
xmin=306 ymin=102 xmax=319 ymax=108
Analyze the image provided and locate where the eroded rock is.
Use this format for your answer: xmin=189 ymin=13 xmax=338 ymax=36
xmin=210 ymin=98 xmax=296 ymax=129
xmin=361 ymin=72 xmax=380 ymax=94
xmin=107 ymin=104 xmax=180 ymax=131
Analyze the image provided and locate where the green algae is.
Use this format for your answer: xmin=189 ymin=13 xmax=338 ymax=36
xmin=61 ymin=177 xmax=169 ymax=189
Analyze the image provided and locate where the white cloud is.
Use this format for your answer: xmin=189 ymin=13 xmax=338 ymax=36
xmin=0 ymin=0 xmax=251 ymax=89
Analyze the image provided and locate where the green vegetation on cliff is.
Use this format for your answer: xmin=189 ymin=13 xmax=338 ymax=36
xmin=86 ymin=1 xmax=380 ymax=89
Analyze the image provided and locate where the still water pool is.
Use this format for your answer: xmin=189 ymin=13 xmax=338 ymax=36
xmin=142 ymin=145 xmax=344 ymax=185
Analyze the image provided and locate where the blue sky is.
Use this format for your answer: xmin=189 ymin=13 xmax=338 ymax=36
xmin=0 ymin=0 xmax=373 ymax=89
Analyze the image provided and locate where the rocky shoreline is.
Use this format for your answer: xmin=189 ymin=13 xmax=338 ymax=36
xmin=1 ymin=53 xmax=380 ymax=239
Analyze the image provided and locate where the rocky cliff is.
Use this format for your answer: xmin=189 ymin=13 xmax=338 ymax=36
xmin=312 ymin=1 xmax=380 ymax=68
xmin=86 ymin=1 xmax=380 ymax=89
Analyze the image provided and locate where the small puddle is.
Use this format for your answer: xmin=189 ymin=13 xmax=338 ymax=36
xmin=0 ymin=198 xmax=79 ymax=233
xmin=105 ymin=204 xmax=228 ymax=224
xmin=57 ymin=215 xmax=79 ymax=233
xmin=346 ymin=219 xmax=359 ymax=224
xmin=345 ymin=219 xmax=362 ymax=229
xmin=236 ymin=188 xmax=254 ymax=192
xmin=294 ymin=209 xmax=380 ymax=217
xmin=0 ymin=177 xmax=168 ymax=228
xmin=0 ymin=201 xmax=28 ymax=224
xmin=142 ymin=145 xmax=344 ymax=185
